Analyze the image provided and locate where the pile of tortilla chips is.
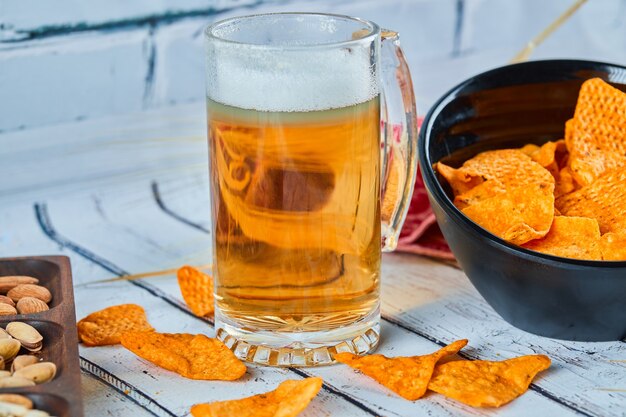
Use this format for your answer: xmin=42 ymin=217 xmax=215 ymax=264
xmin=336 ymin=339 xmax=550 ymax=407
xmin=436 ymin=78 xmax=626 ymax=260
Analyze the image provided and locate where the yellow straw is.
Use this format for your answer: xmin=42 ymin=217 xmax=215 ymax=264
xmin=510 ymin=0 xmax=589 ymax=64
xmin=76 ymin=264 xmax=212 ymax=287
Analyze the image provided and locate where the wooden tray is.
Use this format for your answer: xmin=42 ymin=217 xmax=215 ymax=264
xmin=0 ymin=256 xmax=83 ymax=417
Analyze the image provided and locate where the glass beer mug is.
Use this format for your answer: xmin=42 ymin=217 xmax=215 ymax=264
xmin=205 ymin=13 xmax=417 ymax=366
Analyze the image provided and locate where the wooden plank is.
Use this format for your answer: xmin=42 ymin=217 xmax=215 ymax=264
xmin=33 ymin=179 xmax=575 ymax=417
xmin=149 ymin=176 xmax=626 ymax=417
xmin=1 ymin=201 xmax=378 ymax=417
xmin=81 ymin=372 xmax=156 ymax=417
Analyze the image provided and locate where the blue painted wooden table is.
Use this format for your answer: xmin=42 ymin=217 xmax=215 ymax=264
xmin=1 ymin=1 xmax=625 ymax=416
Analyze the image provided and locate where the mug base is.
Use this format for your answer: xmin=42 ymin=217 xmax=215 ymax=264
xmin=215 ymin=308 xmax=380 ymax=367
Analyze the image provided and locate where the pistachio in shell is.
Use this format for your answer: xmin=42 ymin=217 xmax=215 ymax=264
xmin=11 ymin=355 xmax=38 ymax=373
xmin=13 ymin=362 xmax=56 ymax=384
xmin=0 ymin=371 xmax=11 ymax=378
xmin=0 ymin=401 xmax=30 ymax=415
xmin=0 ymin=338 xmax=21 ymax=362
xmin=5 ymin=322 xmax=43 ymax=349
xmin=0 ymin=328 xmax=9 ymax=340
xmin=0 ymin=376 xmax=35 ymax=388
xmin=24 ymin=411 xmax=51 ymax=417
xmin=0 ymin=393 xmax=33 ymax=409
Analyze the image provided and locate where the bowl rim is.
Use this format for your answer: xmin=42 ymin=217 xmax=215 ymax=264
xmin=419 ymin=58 xmax=626 ymax=268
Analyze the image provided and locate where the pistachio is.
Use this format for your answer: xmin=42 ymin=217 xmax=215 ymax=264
xmin=0 ymin=371 xmax=11 ymax=378
xmin=0 ymin=401 xmax=29 ymax=415
xmin=0 ymin=303 xmax=17 ymax=316
xmin=25 ymin=411 xmax=51 ymax=417
xmin=13 ymin=362 xmax=56 ymax=384
xmin=0 ymin=276 xmax=39 ymax=293
xmin=0 ymin=328 xmax=9 ymax=339
xmin=5 ymin=322 xmax=43 ymax=349
xmin=11 ymin=355 xmax=38 ymax=373
xmin=0 ymin=375 xmax=36 ymax=387
xmin=16 ymin=297 xmax=49 ymax=315
xmin=0 ymin=393 xmax=33 ymax=409
xmin=22 ymin=341 xmax=43 ymax=353
xmin=0 ymin=338 xmax=21 ymax=362
xmin=7 ymin=285 xmax=52 ymax=304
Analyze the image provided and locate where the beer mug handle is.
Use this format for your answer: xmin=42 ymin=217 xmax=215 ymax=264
xmin=380 ymin=30 xmax=418 ymax=252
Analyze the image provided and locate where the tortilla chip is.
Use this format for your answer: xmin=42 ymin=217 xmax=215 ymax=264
xmin=77 ymin=304 xmax=154 ymax=347
xmin=528 ymin=140 xmax=565 ymax=170
xmin=555 ymin=166 xmax=626 ymax=234
xmin=461 ymin=183 xmax=554 ymax=245
xmin=428 ymin=355 xmax=551 ymax=408
xmin=120 ymin=331 xmax=246 ymax=380
xmin=335 ymin=340 xmax=467 ymax=400
xmin=523 ymin=216 xmax=602 ymax=260
xmin=190 ymin=377 xmax=322 ymax=417
xmin=566 ymin=79 xmax=626 ymax=186
xmin=437 ymin=150 xmax=553 ymax=206
xmin=555 ymin=166 xmax=578 ymax=198
xmin=519 ymin=144 xmax=540 ymax=156
xmin=600 ymin=233 xmax=626 ymax=261
xmin=454 ymin=181 xmax=505 ymax=210
xmin=177 ymin=266 xmax=214 ymax=317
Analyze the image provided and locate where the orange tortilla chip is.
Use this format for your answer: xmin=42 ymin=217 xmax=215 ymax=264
xmin=555 ymin=166 xmax=626 ymax=234
xmin=566 ymin=79 xmax=626 ymax=185
xmin=523 ymin=216 xmax=602 ymax=260
xmin=555 ymin=166 xmax=578 ymax=198
xmin=453 ymin=181 xmax=505 ymax=210
xmin=335 ymin=340 xmax=467 ymax=400
xmin=77 ymin=304 xmax=154 ymax=347
xmin=527 ymin=140 xmax=565 ymax=170
xmin=461 ymin=183 xmax=554 ymax=245
xmin=120 ymin=331 xmax=246 ymax=380
xmin=177 ymin=266 xmax=214 ymax=317
xmin=428 ymin=355 xmax=551 ymax=408
xmin=437 ymin=150 xmax=554 ymax=205
xmin=600 ymin=233 xmax=626 ymax=261
xmin=519 ymin=144 xmax=540 ymax=156
xmin=191 ymin=377 xmax=322 ymax=417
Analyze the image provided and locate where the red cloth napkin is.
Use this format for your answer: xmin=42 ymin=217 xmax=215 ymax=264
xmin=395 ymin=119 xmax=454 ymax=260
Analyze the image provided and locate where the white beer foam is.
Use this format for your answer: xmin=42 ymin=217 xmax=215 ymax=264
xmin=206 ymin=42 xmax=379 ymax=112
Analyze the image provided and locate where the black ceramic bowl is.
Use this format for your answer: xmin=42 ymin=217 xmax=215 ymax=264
xmin=419 ymin=60 xmax=626 ymax=342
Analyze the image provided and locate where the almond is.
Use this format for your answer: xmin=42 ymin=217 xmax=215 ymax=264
xmin=7 ymin=285 xmax=51 ymax=304
xmin=0 ymin=276 xmax=39 ymax=293
xmin=0 ymin=296 xmax=15 ymax=308
xmin=16 ymin=298 xmax=49 ymax=315
xmin=0 ymin=304 xmax=17 ymax=316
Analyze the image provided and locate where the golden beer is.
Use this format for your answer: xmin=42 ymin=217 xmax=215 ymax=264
xmin=205 ymin=13 xmax=417 ymax=366
xmin=208 ymin=97 xmax=381 ymax=340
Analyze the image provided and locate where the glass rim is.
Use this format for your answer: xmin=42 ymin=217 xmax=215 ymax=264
xmin=204 ymin=12 xmax=381 ymax=50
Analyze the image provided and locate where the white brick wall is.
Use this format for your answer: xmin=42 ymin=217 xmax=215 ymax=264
xmin=1 ymin=0 xmax=625 ymax=132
